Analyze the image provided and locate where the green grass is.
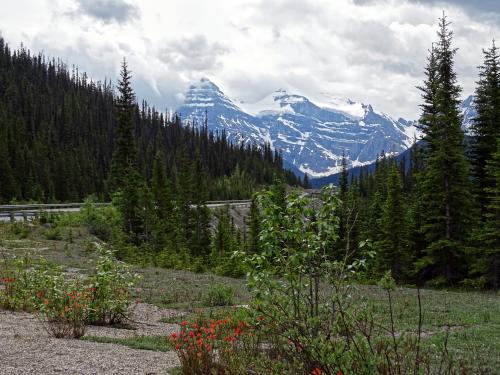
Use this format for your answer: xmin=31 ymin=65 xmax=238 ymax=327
xmin=82 ymin=335 xmax=173 ymax=352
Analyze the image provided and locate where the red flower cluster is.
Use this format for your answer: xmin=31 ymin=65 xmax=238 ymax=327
xmin=311 ymin=369 xmax=343 ymax=375
xmin=1 ymin=277 xmax=14 ymax=284
xmin=169 ymin=317 xmax=253 ymax=372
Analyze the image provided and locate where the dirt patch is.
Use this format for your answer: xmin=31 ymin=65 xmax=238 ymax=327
xmin=0 ymin=304 xmax=182 ymax=374
xmin=85 ymin=303 xmax=185 ymax=339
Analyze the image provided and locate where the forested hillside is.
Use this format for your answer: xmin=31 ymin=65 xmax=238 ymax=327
xmin=0 ymin=38 xmax=299 ymax=203
xmin=336 ymin=18 xmax=500 ymax=288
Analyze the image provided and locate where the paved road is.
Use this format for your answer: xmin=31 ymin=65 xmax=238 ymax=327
xmin=0 ymin=201 xmax=251 ymax=222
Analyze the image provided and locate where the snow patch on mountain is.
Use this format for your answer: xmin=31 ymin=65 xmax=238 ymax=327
xmin=177 ymin=79 xmax=428 ymax=178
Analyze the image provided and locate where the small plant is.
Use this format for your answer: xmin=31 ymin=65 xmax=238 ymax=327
xmin=203 ymin=284 xmax=234 ymax=307
xmin=38 ymin=282 xmax=91 ymax=338
xmin=0 ymin=245 xmax=139 ymax=339
xmin=86 ymin=245 xmax=140 ymax=325
xmin=10 ymin=223 xmax=30 ymax=239
xmin=44 ymin=226 xmax=62 ymax=240
xmin=0 ymin=254 xmax=63 ymax=311
xmin=169 ymin=316 xmax=258 ymax=375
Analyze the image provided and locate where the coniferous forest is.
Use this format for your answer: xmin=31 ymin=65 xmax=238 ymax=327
xmin=0 ymin=38 xmax=299 ymax=204
xmin=337 ymin=17 xmax=500 ymax=289
xmin=0 ymin=16 xmax=499 ymax=286
xmin=0 ymin=37 xmax=302 ymax=271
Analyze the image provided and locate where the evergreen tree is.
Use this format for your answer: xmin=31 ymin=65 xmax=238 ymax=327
xmin=0 ymin=123 xmax=17 ymax=201
xmin=109 ymin=60 xmax=142 ymax=240
xmin=270 ymin=177 xmax=287 ymax=211
xmin=109 ymin=59 xmax=138 ymax=192
xmin=416 ymin=16 xmax=472 ymax=283
xmin=472 ymin=41 xmax=500 ymax=215
xmin=475 ymin=138 xmax=500 ymax=288
xmin=377 ymin=162 xmax=408 ymax=283
xmin=303 ymin=173 xmax=311 ymax=189
xmin=339 ymin=151 xmax=348 ymax=198
xmin=248 ymin=196 xmax=262 ymax=254
xmin=337 ymin=152 xmax=350 ymax=251
xmin=189 ymin=205 xmax=212 ymax=258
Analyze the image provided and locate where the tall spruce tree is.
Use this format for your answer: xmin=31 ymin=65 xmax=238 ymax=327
xmin=109 ymin=59 xmax=138 ymax=191
xmin=248 ymin=196 xmax=262 ymax=254
xmin=377 ymin=162 xmax=408 ymax=283
xmin=109 ymin=60 xmax=142 ymax=240
xmin=480 ymin=138 xmax=500 ymax=288
xmin=417 ymin=16 xmax=472 ymax=283
xmin=472 ymin=41 xmax=500 ymax=215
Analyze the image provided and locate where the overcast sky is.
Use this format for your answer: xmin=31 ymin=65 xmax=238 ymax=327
xmin=1 ymin=0 xmax=499 ymax=119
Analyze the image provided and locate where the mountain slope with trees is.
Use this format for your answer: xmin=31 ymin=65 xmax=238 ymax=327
xmin=0 ymin=38 xmax=299 ymax=204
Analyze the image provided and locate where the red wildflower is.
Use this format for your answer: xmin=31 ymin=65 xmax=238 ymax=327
xmin=311 ymin=368 xmax=324 ymax=375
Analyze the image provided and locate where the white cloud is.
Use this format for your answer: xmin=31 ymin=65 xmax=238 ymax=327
xmin=0 ymin=0 xmax=499 ymax=119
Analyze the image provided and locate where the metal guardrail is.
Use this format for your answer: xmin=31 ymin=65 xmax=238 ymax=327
xmin=0 ymin=200 xmax=252 ymax=222
xmin=0 ymin=203 xmax=110 ymax=212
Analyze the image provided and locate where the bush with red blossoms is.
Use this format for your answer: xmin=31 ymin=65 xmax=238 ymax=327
xmin=169 ymin=317 xmax=259 ymax=375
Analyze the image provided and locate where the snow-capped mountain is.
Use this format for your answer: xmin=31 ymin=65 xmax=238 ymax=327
xmin=177 ymin=78 xmax=421 ymax=178
xmin=461 ymin=95 xmax=476 ymax=133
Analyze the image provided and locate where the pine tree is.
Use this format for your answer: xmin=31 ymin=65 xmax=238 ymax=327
xmin=337 ymin=152 xmax=350 ymax=251
xmin=151 ymin=152 xmax=173 ymax=222
xmin=189 ymin=205 xmax=212 ymax=258
xmin=0 ymin=124 xmax=17 ymax=202
xmin=377 ymin=162 xmax=408 ymax=283
xmin=303 ymin=173 xmax=310 ymax=189
xmin=109 ymin=59 xmax=138 ymax=192
xmin=248 ymin=196 xmax=262 ymax=254
xmin=339 ymin=151 xmax=348 ymax=198
xmin=417 ymin=15 xmax=472 ymax=284
xmin=109 ymin=60 xmax=142 ymax=240
xmin=474 ymin=137 xmax=500 ymax=288
xmin=472 ymin=41 xmax=500 ymax=215
xmin=483 ymin=139 xmax=500 ymax=288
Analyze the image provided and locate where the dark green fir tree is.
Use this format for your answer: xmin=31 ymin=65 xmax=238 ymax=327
xmin=416 ymin=15 xmax=472 ymax=284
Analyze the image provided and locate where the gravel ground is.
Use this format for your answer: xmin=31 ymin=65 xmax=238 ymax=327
xmin=0 ymin=304 xmax=182 ymax=374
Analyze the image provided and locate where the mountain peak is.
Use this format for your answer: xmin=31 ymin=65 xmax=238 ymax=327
xmin=182 ymin=78 xmax=240 ymax=112
xmin=189 ymin=77 xmax=221 ymax=92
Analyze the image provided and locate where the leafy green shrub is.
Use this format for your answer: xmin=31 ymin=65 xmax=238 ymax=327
xmin=0 ymin=254 xmax=63 ymax=311
xmin=38 ymin=281 xmax=91 ymax=338
xmin=229 ymin=185 xmax=480 ymax=375
xmin=10 ymin=223 xmax=30 ymax=239
xmin=44 ymin=226 xmax=62 ymax=240
xmin=86 ymin=245 xmax=140 ymax=325
xmin=0 ymin=245 xmax=140 ymax=337
xmin=80 ymin=197 xmax=122 ymax=242
xmin=203 ymin=284 xmax=234 ymax=307
xmin=0 ymin=254 xmax=90 ymax=338
xmin=38 ymin=211 xmax=59 ymax=225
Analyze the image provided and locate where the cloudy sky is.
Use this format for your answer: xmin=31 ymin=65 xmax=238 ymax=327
xmin=1 ymin=0 xmax=499 ymax=119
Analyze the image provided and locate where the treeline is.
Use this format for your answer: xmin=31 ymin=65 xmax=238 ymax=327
xmin=82 ymin=61 xmax=285 ymax=272
xmin=0 ymin=38 xmax=300 ymax=204
xmin=336 ymin=17 xmax=500 ymax=289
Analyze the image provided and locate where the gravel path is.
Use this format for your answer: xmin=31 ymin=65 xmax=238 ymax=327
xmin=0 ymin=304 xmax=183 ymax=374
